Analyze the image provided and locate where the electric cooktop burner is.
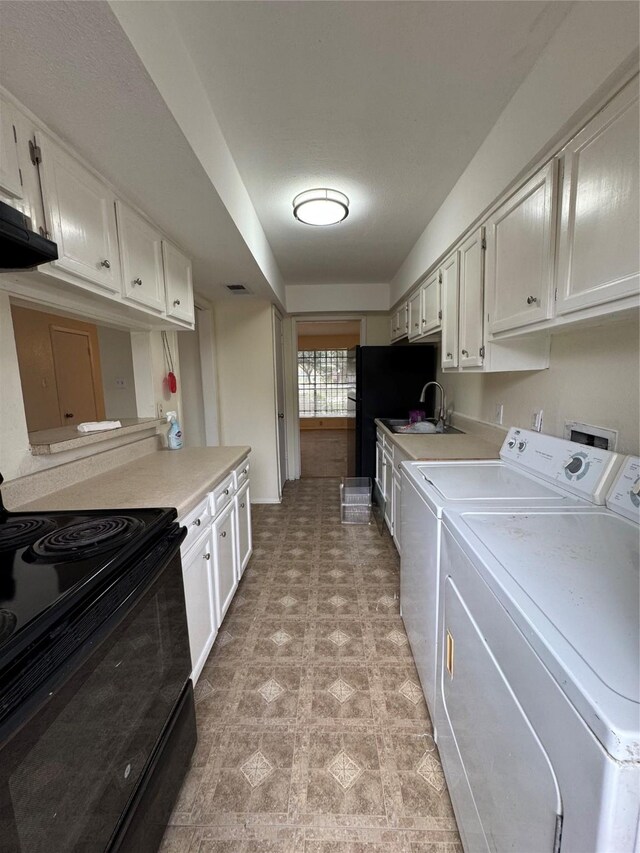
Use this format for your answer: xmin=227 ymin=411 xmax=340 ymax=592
xmin=0 ymin=609 xmax=17 ymax=644
xmin=0 ymin=517 xmax=57 ymax=552
xmin=29 ymin=516 xmax=144 ymax=562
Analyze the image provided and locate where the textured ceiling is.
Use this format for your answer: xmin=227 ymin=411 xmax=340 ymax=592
xmin=166 ymin=0 xmax=571 ymax=286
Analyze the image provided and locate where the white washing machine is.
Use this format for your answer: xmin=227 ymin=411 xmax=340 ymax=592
xmin=399 ymin=427 xmax=623 ymax=715
xmin=435 ymin=456 xmax=640 ymax=853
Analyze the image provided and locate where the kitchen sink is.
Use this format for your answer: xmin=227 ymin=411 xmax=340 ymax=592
xmin=378 ymin=418 xmax=464 ymax=435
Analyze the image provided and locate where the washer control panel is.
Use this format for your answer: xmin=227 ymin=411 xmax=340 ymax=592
xmin=500 ymin=427 xmax=623 ymax=503
xmin=606 ymin=456 xmax=640 ymax=522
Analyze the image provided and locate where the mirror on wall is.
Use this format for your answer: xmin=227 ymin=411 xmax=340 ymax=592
xmin=10 ymin=303 xmax=138 ymax=435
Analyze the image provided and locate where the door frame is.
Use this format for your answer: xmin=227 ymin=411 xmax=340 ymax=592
xmin=286 ymin=315 xmax=367 ymax=481
xmin=272 ymin=307 xmax=287 ymax=498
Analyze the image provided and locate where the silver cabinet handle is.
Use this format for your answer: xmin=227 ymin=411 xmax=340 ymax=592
xmin=526 ymin=295 xmax=538 ymax=305
xmin=446 ymin=352 xmax=453 ymax=359
xmin=461 ymin=349 xmax=469 ymax=356
xmin=242 ymin=467 xmax=248 ymax=474
xmin=203 ymin=552 xmax=211 ymax=560
xmin=133 ymin=277 xmax=142 ymax=286
xmin=100 ymin=259 xmax=111 ymax=268
xmin=224 ymin=488 xmax=229 ymax=495
xmin=241 ymin=502 xmax=245 ymax=508
xmin=422 ymin=318 xmax=426 ymax=324
xmin=220 ymin=531 xmax=227 ymax=538
xmin=414 ymin=322 xmax=419 ymax=328
xmin=192 ymin=518 xmax=201 ymax=527
xmin=173 ymin=299 xmax=181 ymax=306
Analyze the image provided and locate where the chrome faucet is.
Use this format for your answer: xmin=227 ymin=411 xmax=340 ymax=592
xmin=419 ymin=381 xmax=447 ymax=432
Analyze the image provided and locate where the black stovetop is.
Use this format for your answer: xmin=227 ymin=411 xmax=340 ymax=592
xmin=0 ymin=503 xmax=177 ymax=664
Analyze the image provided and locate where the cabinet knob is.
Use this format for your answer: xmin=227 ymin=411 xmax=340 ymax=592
xmin=414 ymin=322 xmax=419 ymax=328
xmin=220 ymin=531 xmax=227 ymax=538
xmin=242 ymin=468 xmax=248 ymax=474
xmin=240 ymin=502 xmax=245 ymax=508
xmin=203 ymin=552 xmax=211 ymax=560
xmin=446 ymin=352 xmax=453 ymax=359
xmin=526 ymin=295 xmax=538 ymax=305
xmin=224 ymin=488 xmax=229 ymax=495
xmin=173 ymin=299 xmax=181 ymax=306
xmin=133 ymin=277 xmax=143 ymax=286
xmin=192 ymin=518 xmax=201 ymax=527
xmin=461 ymin=349 xmax=469 ymax=356
xmin=100 ymin=259 xmax=111 ymax=269
xmin=64 ymin=412 xmax=74 ymax=418
xmin=422 ymin=318 xmax=426 ymax=324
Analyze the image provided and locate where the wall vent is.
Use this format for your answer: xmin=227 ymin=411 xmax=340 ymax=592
xmin=225 ymin=283 xmax=251 ymax=294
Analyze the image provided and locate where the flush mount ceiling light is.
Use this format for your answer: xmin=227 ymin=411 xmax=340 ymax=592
xmin=292 ymin=188 xmax=349 ymax=226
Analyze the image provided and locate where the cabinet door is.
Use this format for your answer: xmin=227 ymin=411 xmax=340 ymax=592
xmin=486 ymin=161 xmax=557 ymax=333
xmin=375 ymin=441 xmax=384 ymax=495
xmin=0 ymin=97 xmax=23 ymax=199
xmin=235 ymin=481 xmax=252 ymax=578
xmin=116 ymin=201 xmax=165 ymax=313
xmin=401 ymin=303 xmax=409 ymax=337
xmin=181 ymin=529 xmax=217 ymax=680
xmin=408 ymin=290 xmax=422 ymax=340
xmin=392 ymin=472 xmax=402 ymax=552
xmin=383 ymin=451 xmax=393 ymax=531
xmin=556 ymin=79 xmax=639 ymax=315
xmin=163 ymin=240 xmax=195 ymax=324
xmin=441 ymin=251 xmax=459 ymax=369
xmin=420 ymin=270 xmax=441 ymax=336
xmin=458 ymin=228 xmax=485 ymax=368
xmin=390 ymin=314 xmax=398 ymax=342
xmin=213 ymin=500 xmax=237 ymax=625
xmin=37 ymin=132 xmax=121 ymax=293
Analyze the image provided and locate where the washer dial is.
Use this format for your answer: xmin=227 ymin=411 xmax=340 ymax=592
xmin=564 ymin=452 xmax=590 ymax=480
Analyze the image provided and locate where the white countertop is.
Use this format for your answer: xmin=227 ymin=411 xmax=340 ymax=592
xmin=375 ymin=419 xmax=501 ymax=461
xmin=15 ymin=446 xmax=251 ymax=517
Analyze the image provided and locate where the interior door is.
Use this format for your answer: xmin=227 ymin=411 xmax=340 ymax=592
xmin=50 ymin=327 xmax=103 ymax=426
xmin=273 ymin=310 xmax=287 ymax=496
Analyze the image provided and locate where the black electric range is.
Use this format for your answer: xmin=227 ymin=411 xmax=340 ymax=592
xmin=0 ymin=475 xmax=196 ymax=853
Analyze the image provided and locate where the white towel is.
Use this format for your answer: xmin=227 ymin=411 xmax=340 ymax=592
xmin=77 ymin=420 xmax=122 ymax=433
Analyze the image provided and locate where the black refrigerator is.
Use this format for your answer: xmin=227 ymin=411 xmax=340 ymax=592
xmin=346 ymin=345 xmax=438 ymax=480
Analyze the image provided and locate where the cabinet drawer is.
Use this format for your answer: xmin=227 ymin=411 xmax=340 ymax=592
xmin=233 ymin=458 xmax=250 ymax=489
xmin=211 ymin=473 xmax=235 ymax=516
xmin=180 ymin=495 xmax=212 ymax=558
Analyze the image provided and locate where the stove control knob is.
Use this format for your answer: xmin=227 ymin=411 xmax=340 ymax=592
xmin=517 ymin=439 xmax=527 ymax=452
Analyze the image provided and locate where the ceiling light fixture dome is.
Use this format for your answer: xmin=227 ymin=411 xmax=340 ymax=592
xmin=292 ymin=188 xmax=349 ymax=226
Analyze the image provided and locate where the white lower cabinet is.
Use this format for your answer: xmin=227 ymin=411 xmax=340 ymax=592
xmin=383 ymin=447 xmax=393 ymax=532
xmin=213 ymin=494 xmax=238 ymax=625
xmin=392 ymin=471 xmax=402 ymax=552
xmin=181 ymin=527 xmax=217 ymax=683
xmin=180 ymin=456 xmax=251 ymax=683
xmin=235 ymin=481 xmax=252 ymax=579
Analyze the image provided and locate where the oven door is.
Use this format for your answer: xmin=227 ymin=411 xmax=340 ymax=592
xmin=0 ymin=530 xmax=192 ymax=853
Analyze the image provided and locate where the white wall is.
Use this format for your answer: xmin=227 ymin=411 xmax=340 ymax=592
xmin=391 ymin=2 xmax=640 ymax=303
xmin=440 ymin=318 xmax=640 ymax=455
xmin=285 ymin=282 xmax=389 ymax=314
xmin=97 ymin=326 xmax=137 ymax=419
xmin=365 ymin=314 xmax=390 ymax=346
xmin=214 ymin=299 xmax=280 ymax=502
xmin=177 ymin=315 xmax=206 ymax=448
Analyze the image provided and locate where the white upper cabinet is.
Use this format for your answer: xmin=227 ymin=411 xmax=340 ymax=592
xmin=420 ymin=270 xmax=441 ymax=336
xmin=408 ymin=289 xmax=422 ymax=340
xmin=116 ymin=201 xmax=165 ymax=313
xmin=163 ymin=240 xmax=194 ymax=324
xmin=556 ymin=78 xmax=639 ymax=316
xmin=441 ymin=250 xmax=459 ymax=369
xmin=0 ymin=96 xmax=23 ymax=200
xmin=485 ymin=161 xmax=557 ymax=334
xmin=37 ymin=132 xmax=121 ymax=294
xmin=458 ymin=228 xmax=485 ymax=368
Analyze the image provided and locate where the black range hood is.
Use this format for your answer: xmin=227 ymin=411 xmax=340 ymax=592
xmin=0 ymin=200 xmax=58 ymax=270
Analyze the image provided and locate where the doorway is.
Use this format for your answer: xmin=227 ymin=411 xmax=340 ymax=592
xmin=297 ymin=320 xmax=361 ymax=478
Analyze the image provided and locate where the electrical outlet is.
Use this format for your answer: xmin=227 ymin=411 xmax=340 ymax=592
xmin=495 ymin=403 xmax=504 ymax=425
xmin=157 ymin=402 xmax=165 ymax=419
xmin=532 ymin=409 xmax=544 ymax=432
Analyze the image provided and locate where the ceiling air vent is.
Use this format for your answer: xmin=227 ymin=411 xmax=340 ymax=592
xmin=225 ymin=283 xmax=251 ymax=295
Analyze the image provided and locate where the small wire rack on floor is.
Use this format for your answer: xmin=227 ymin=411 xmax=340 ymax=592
xmin=340 ymin=477 xmax=372 ymax=525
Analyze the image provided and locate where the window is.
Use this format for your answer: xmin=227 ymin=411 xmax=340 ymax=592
xmin=298 ymin=350 xmax=349 ymax=417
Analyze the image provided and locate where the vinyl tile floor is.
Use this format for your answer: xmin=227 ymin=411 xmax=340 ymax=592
xmin=161 ymin=478 xmax=461 ymax=853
